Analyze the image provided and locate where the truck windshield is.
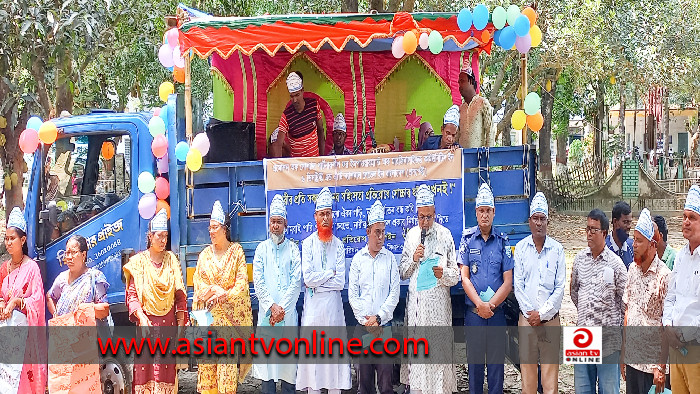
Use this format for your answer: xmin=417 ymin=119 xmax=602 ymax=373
xmin=44 ymin=133 xmax=131 ymax=242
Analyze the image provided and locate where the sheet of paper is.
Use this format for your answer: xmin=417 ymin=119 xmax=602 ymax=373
xmin=647 ymin=386 xmax=671 ymax=394
xmin=417 ymin=256 xmax=440 ymax=291
xmin=190 ymin=309 xmax=214 ymax=326
xmin=479 ymin=286 xmax=496 ymax=302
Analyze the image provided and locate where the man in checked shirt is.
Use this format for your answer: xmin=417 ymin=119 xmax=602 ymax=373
xmin=571 ymin=208 xmax=628 ymax=394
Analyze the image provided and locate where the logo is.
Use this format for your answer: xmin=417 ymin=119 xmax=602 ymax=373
xmin=563 ymin=327 xmax=602 ymax=364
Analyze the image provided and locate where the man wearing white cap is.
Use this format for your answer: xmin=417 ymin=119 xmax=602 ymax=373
xmin=420 ymin=105 xmax=460 ymax=151
xmin=278 ymin=71 xmax=326 ymax=157
xmin=252 ymin=195 xmax=302 ymax=394
xmin=663 ymin=185 xmax=700 ymax=393
xmin=328 ymin=113 xmax=352 ymax=156
xmin=622 ymin=208 xmax=671 ymax=394
xmin=513 ymin=192 xmax=565 ymax=394
xmin=458 ymin=183 xmax=513 ymax=394
xmin=399 ymin=184 xmax=460 ymax=394
xmin=349 ymin=200 xmax=400 ymax=394
xmin=458 ymin=65 xmax=493 ymax=148
xmin=296 ymin=187 xmax=351 ymax=393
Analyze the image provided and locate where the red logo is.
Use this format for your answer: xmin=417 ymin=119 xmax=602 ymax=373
xmin=573 ymin=328 xmax=593 ymax=348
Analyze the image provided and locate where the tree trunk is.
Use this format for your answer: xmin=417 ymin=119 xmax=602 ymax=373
xmin=341 ymin=0 xmax=358 ymax=12
xmin=0 ymin=93 xmax=30 ymax=214
xmin=498 ymin=101 xmax=517 ymax=147
xmin=594 ymin=81 xmax=605 ymax=169
xmin=633 ymin=87 xmax=638 ymax=152
xmin=55 ymin=53 xmax=75 ymax=115
xmin=556 ymin=131 xmax=568 ymax=173
xmin=369 ymin=0 xmax=384 ymax=12
xmin=401 ymin=0 xmax=416 ymax=11
xmin=539 ymin=76 xmax=556 ymax=180
xmin=619 ymin=82 xmax=626 ymax=151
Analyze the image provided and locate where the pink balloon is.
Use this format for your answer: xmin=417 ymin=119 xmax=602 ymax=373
xmin=167 ymin=28 xmax=179 ymax=49
xmin=157 ymin=152 xmax=169 ymax=174
xmin=138 ymin=193 xmax=157 ymax=219
xmin=155 ymin=177 xmax=170 ymax=199
xmin=158 ymin=44 xmax=174 ymax=68
xmin=172 ymin=46 xmax=185 ymax=69
xmin=19 ymin=129 xmax=39 ymax=154
xmin=515 ymin=34 xmax=532 ymax=54
xmin=153 ymin=107 xmax=161 ymax=117
xmin=152 ymin=134 xmax=168 ymax=158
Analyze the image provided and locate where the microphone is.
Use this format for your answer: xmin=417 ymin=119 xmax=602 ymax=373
xmin=421 ymin=229 xmax=427 ymax=245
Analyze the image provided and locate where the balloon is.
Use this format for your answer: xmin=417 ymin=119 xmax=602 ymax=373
xmin=138 ymin=193 xmax=157 ymax=219
xmin=153 ymin=107 xmax=161 ymax=117
xmin=56 ymin=200 xmax=67 ymax=211
xmin=527 ymin=112 xmax=544 ymax=131
xmin=38 ymin=121 xmax=58 ymax=144
xmin=172 ymin=45 xmax=185 ymax=69
xmin=158 ymin=44 xmax=174 ymax=68
xmin=157 ymin=153 xmax=169 ymax=174
xmin=514 ymin=15 xmax=531 ymax=37
xmin=428 ymin=30 xmax=443 ymax=54
xmin=152 ymin=134 xmax=168 ymax=158
xmin=27 ymin=116 xmax=43 ymax=131
xmin=138 ymin=172 xmax=155 ymax=194
xmin=157 ymin=199 xmax=171 ymax=219
xmin=481 ymin=30 xmax=491 ymax=43
xmin=155 ymin=177 xmax=170 ymax=200
xmin=493 ymin=29 xmax=502 ymax=47
xmin=473 ymin=4 xmax=489 ymax=30
xmin=19 ymin=129 xmax=39 ymax=153
xmin=186 ymin=148 xmax=203 ymax=171
xmin=515 ymin=34 xmax=532 ymax=54
xmin=159 ymin=81 xmax=174 ymax=103
xmin=419 ymin=32 xmax=429 ymax=50
xmin=499 ymin=26 xmax=516 ymax=50
xmin=530 ymin=25 xmax=542 ymax=47
xmin=175 ymin=141 xmax=190 ymax=162
xmin=166 ymin=28 xmax=179 ymax=49
xmin=492 ymin=6 xmax=507 ymax=29
xmin=391 ymin=36 xmax=405 ymax=58
xmin=511 ymin=110 xmax=526 ymax=130
xmin=507 ymin=5 xmax=521 ymax=26
xmin=522 ymin=7 xmax=537 ymax=27
xmin=403 ymin=31 xmax=417 ymax=55
xmin=149 ymin=116 xmax=166 ymax=137
xmin=101 ymin=141 xmax=115 ymax=160
xmin=173 ymin=67 xmax=185 ymax=83
xmin=192 ymin=133 xmax=211 ymax=156
xmin=457 ymin=8 xmax=473 ymax=32
xmin=160 ymin=105 xmax=169 ymax=123
xmin=524 ymin=92 xmax=541 ymax=115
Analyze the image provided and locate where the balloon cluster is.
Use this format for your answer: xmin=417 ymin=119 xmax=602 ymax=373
xmin=158 ymin=28 xmax=186 ymax=83
xmin=19 ymin=116 xmax=59 ymax=155
xmin=490 ymin=5 xmax=541 ymax=54
xmin=511 ymin=91 xmax=543 ymax=132
xmin=137 ymin=106 xmax=176 ymax=220
xmin=391 ymin=29 xmax=444 ymax=58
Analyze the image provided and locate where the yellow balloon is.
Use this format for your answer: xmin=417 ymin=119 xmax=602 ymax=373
xmin=511 ymin=110 xmax=527 ymax=130
xmin=186 ymin=148 xmax=203 ymax=171
xmin=530 ymin=25 xmax=542 ymax=47
xmin=38 ymin=121 xmax=58 ymax=144
xmin=159 ymin=81 xmax=175 ymax=102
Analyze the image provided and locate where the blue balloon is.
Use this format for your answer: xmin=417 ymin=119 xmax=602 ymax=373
xmin=160 ymin=105 xmax=168 ymax=123
xmin=175 ymin=141 xmax=190 ymax=162
xmin=493 ymin=29 xmax=502 ymax=47
xmin=514 ymin=15 xmax=531 ymax=37
xmin=457 ymin=8 xmax=473 ymax=32
xmin=167 ymin=66 xmax=174 ymax=72
xmin=472 ymin=4 xmax=490 ymax=30
xmin=27 ymin=116 xmax=43 ymax=131
xmin=499 ymin=26 xmax=516 ymax=50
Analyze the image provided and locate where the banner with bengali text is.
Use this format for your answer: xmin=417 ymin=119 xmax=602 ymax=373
xmin=264 ymin=150 xmax=463 ymax=257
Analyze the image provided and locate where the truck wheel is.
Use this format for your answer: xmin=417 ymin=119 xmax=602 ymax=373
xmin=101 ymin=357 xmax=132 ymax=394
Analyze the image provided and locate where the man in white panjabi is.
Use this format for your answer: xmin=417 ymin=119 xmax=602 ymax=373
xmin=399 ymin=184 xmax=460 ymax=394
xmin=296 ymin=187 xmax=351 ymax=394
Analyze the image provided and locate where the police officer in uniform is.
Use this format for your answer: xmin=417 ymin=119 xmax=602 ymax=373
xmin=458 ymin=183 xmax=513 ymax=394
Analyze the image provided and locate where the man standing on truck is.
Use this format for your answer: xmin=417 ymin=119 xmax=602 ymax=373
xmin=606 ymin=201 xmax=635 ymax=269
xmin=513 ymin=192 xmax=566 ymax=394
xmin=278 ymin=71 xmax=326 ymax=157
xmin=419 ymin=105 xmax=460 ymax=151
xmin=458 ymin=65 xmax=493 ymax=148
xmin=458 ymin=183 xmax=513 ymax=394
xmin=328 ymin=113 xmax=352 ymax=156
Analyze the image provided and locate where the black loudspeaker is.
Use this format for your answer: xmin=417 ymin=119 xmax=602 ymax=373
xmin=204 ymin=120 xmax=256 ymax=163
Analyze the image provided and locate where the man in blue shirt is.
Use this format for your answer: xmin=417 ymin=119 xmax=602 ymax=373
xmin=606 ymin=201 xmax=634 ymax=269
xmin=458 ymin=183 xmax=514 ymax=394
xmin=419 ymin=105 xmax=460 ymax=151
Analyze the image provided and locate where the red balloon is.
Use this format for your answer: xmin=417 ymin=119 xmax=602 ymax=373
xmin=19 ymin=129 xmax=39 ymax=153
xmin=151 ymin=134 xmax=168 ymax=158
xmin=155 ymin=176 xmax=170 ymax=199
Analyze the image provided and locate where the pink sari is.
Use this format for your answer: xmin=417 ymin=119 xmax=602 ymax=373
xmin=0 ymin=258 xmax=47 ymax=394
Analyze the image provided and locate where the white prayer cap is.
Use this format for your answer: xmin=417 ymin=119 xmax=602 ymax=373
xmin=286 ymin=72 xmax=303 ymax=93
xmin=7 ymin=207 xmax=26 ymax=233
xmin=415 ymin=184 xmax=435 ymax=207
xmin=685 ymin=185 xmax=700 ymax=216
xmin=367 ymin=200 xmax=385 ymax=227
xmin=475 ymin=183 xmax=495 ymax=209
xmin=150 ymin=208 xmax=169 ymax=232
xmin=443 ymin=105 xmax=460 ymax=127
xmin=315 ymin=187 xmax=333 ymax=212
xmin=529 ymin=192 xmax=548 ymax=218
xmin=211 ymin=200 xmax=226 ymax=225
xmin=334 ymin=113 xmax=347 ymax=132
xmin=635 ymin=208 xmax=654 ymax=241
xmin=269 ymin=194 xmax=287 ymax=219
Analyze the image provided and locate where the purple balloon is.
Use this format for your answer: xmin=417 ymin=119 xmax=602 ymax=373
xmin=138 ymin=193 xmax=157 ymax=219
xmin=515 ymin=34 xmax=532 ymax=54
xmin=157 ymin=152 xmax=169 ymax=174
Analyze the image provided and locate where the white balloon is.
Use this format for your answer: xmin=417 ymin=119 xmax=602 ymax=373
xmin=158 ymin=44 xmax=174 ymax=68
xmin=391 ymin=36 xmax=405 ymax=59
xmin=192 ymin=133 xmax=210 ymax=156
xmin=419 ymin=33 xmax=429 ymax=50
xmin=172 ymin=45 xmax=185 ymax=69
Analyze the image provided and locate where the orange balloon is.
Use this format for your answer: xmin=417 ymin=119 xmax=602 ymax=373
xmin=522 ymin=7 xmax=537 ymax=27
xmin=156 ymin=199 xmax=171 ymax=219
xmin=481 ymin=30 xmax=491 ymax=42
xmin=173 ymin=67 xmax=185 ymax=83
xmin=101 ymin=141 xmax=115 ymax=160
xmin=403 ymin=31 xmax=418 ymax=55
xmin=38 ymin=121 xmax=58 ymax=144
xmin=527 ymin=112 xmax=544 ymax=132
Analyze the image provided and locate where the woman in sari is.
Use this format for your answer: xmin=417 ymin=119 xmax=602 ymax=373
xmin=193 ymin=201 xmax=253 ymax=394
xmin=123 ymin=208 xmax=187 ymax=394
xmin=0 ymin=207 xmax=47 ymax=393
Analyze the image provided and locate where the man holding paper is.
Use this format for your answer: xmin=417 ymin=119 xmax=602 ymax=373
xmin=349 ymin=200 xmax=400 ymax=394
xmin=399 ymin=184 xmax=460 ymax=394
xmin=252 ymin=194 xmax=302 ymax=394
xmin=458 ymin=183 xmax=513 ymax=394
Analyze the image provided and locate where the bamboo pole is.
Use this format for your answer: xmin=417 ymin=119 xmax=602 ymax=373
xmin=520 ymin=54 xmax=529 ymax=145
xmin=184 ymin=48 xmax=194 ymax=218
